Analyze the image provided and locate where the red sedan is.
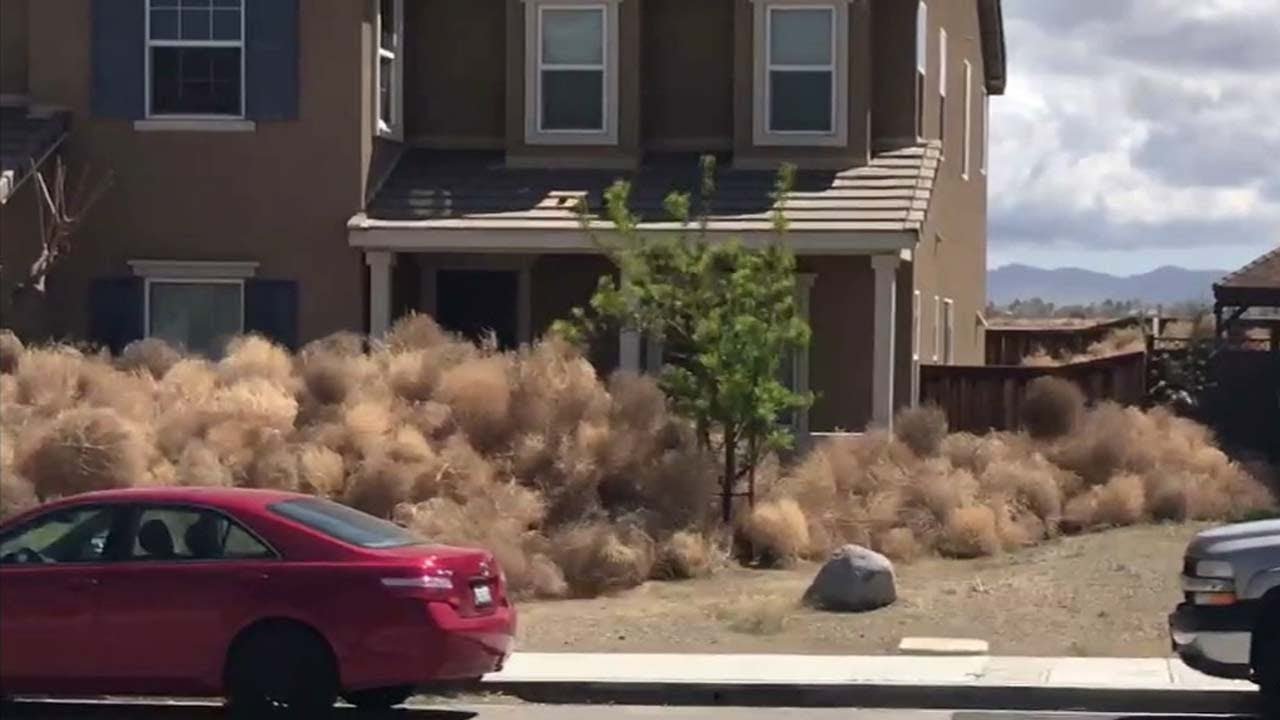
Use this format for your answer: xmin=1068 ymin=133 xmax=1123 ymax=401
xmin=0 ymin=487 xmax=516 ymax=712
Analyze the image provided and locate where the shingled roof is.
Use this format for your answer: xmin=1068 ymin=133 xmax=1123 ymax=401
xmin=0 ymin=104 xmax=70 ymax=205
xmin=362 ymin=143 xmax=941 ymax=238
xmin=1214 ymin=245 xmax=1280 ymax=307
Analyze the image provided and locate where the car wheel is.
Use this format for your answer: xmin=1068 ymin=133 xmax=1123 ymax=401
xmin=225 ymin=623 xmax=338 ymax=715
xmin=344 ymin=685 xmax=415 ymax=710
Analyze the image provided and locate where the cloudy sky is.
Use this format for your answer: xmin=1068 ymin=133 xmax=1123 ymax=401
xmin=988 ymin=0 xmax=1280 ymax=274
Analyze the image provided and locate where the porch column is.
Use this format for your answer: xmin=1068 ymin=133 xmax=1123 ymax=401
xmin=366 ymin=250 xmax=395 ymax=338
xmin=620 ymin=329 xmax=642 ymax=372
xmin=871 ymin=254 xmax=899 ymax=429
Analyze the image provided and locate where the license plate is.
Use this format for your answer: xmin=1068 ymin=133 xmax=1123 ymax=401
xmin=473 ymin=583 xmax=493 ymax=606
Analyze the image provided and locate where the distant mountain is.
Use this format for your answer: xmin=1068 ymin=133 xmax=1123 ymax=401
xmin=987 ymin=264 xmax=1227 ymax=306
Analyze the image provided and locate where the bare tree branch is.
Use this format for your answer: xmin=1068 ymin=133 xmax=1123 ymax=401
xmin=17 ymin=156 xmax=114 ymax=297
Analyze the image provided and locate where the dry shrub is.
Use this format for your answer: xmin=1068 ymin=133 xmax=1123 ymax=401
xmin=343 ymin=454 xmax=416 ymax=518
xmin=297 ymin=444 xmax=346 ymax=497
xmin=716 ymin=595 xmax=791 ymax=635
xmin=0 ymin=472 xmax=38 ymax=519
xmin=386 ymin=313 xmax=449 ymax=351
xmin=0 ymin=330 xmax=25 ymax=374
xmin=1052 ymin=403 xmax=1132 ymax=486
xmin=895 ymin=405 xmax=948 ymax=458
xmin=939 ymin=506 xmax=1000 ymax=558
xmin=654 ymin=530 xmax=718 ymax=580
xmin=551 ymin=521 xmax=656 ymax=597
xmin=15 ymin=348 xmax=84 ymax=412
xmin=1094 ymin=473 xmax=1146 ymax=526
xmin=738 ymin=498 xmax=810 ymax=566
xmin=218 ymin=336 xmax=295 ymax=388
xmin=435 ymin=355 xmax=512 ymax=449
xmin=17 ymin=408 xmax=148 ymax=499
xmin=877 ymin=527 xmax=923 ymax=562
xmin=302 ymin=353 xmax=360 ymax=406
xmin=1022 ymin=377 xmax=1085 ymax=439
xmin=118 ymin=338 xmax=181 ymax=379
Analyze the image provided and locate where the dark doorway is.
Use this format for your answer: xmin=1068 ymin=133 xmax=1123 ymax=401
xmin=436 ymin=270 xmax=518 ymax=349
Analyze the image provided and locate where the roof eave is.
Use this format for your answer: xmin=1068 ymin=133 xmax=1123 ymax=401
xmin=978 ymin=0 xmax=1008 ymax=96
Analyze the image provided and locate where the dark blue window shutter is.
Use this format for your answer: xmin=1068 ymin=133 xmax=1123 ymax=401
xmin=245 ymin=0 xmax=300 ymax=121
xmin=245 ymin=279 xmax=299 ymax=350
xmin=91 ymin=0 xmax=147 ymax=119
xmin=89 ymin=277 xmax=145 ymax=353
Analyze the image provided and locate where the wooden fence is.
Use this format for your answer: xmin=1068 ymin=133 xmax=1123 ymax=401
xmin=919 ymin=351 xmax=1147 ymax=433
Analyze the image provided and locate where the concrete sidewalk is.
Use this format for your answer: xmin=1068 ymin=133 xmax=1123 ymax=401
xmin=482 ymin=653 xmax=1260 ymax=714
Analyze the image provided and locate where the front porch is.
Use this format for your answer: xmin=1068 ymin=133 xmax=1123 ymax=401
xmin=351 ymin=147 xmax=941 ymax=431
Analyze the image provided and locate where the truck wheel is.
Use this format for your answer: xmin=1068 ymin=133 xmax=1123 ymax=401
xmin=1257 ymin=607 xmax=1280 ymax=709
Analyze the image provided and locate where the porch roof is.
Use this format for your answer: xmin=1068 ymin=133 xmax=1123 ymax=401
xmin=0 ymin=103 xmax=70 ymax=206
xmin=352 ymin=144 xmax=939 ymax=252
xmin=1214 ymin=245 xmax=1280 ymax=308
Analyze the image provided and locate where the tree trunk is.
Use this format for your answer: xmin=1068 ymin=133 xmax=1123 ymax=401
xmin=721 ymin=428 xmax=736 ymax=524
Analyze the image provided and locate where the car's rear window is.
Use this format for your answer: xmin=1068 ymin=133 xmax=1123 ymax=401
xmin=269 ymin=499 xmax=425 ymax=549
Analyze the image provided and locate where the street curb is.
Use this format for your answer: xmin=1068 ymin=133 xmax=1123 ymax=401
xmin=483 ymin=680 xmax=1262 ymax=714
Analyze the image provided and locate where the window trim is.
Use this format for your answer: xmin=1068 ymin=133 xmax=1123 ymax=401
xmin=962 ymin=60 xmax=972 ymax=180
xmin=142 ymin=277 xmax=247 ymax=349
xmin=144 ymin=0 xmax=247 ymax=120
xmin=752 ymin=0 xmax=851 ymax=148
xmin=942 ymin=298 xmax=956 ymax=364
xmin=912 ymin=290 xmax=921 ymax=362
xmin=980 ymin=89 xmax=989 ymax=175
xmin=932 ymin=294 xmax=941 ymax=362
xmin=375 ymin=0 xmax=405 ymax=141
xmin=122 ymin=503 xmax=282 ymax=564
xmin=937 ymin=27 xmax=947 ymax=153
xmin=523 ymin=0 xmax=622 ymax=146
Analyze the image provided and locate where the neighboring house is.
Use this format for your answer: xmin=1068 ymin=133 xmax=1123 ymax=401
xmin=0 ymin=0 xmax=1005 ymax=434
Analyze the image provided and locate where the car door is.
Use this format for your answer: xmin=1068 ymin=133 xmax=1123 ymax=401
xmin=0 ymin=504 xmax=127 ymax=694
xmin=93 ymin=504 xmax=280 ymax=695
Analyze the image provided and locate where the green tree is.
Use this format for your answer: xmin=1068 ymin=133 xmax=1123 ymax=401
xmin=555 ymin=157 xmax=812 ymax=523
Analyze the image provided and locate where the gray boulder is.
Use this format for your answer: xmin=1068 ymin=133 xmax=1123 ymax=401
xmin=802 ymin=544 xmax=896 ymax=612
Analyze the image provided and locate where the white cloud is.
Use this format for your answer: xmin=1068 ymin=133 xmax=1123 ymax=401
xmin=990 ymin=0 xmax=1280 ymax=272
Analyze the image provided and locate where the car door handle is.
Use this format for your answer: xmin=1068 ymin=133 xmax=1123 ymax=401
xmin=69 ymin=577 xmax=100 ymax=588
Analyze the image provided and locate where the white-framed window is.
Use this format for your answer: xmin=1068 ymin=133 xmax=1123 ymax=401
xmin=375 ymin=0 xmax=405 ymax=139
xmin=980 ymin=90 xmax=989 ymax=175
xmin=753 ymin=0 xmax=850 ymax=147
xmin=129 ymin=260 xmax=256 ymax=357
xmin=145 ymin=0 xmax=245 ymax=118
xmin=146 ymin=279 xmax=244 ymax=356
xmin=937 ymin=28 xmax=947 ymax=152
xmin=916 ymin=2 xmax=927 ymax=139
xmin=932 ymin=294 xmax=941 ymax=362
xmin=962 ymin=60 xmax=972 ymax=180
xmin=942 ymin=298 xmax=956 ymax=364
xmin=524 ymin=0 xmax=620 ymax=145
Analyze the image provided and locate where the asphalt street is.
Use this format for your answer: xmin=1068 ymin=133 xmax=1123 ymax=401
xmin=0 ymin=701 xmax=1262 ymax=720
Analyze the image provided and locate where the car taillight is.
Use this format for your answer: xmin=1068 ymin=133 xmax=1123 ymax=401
xmin=381 ymin=575 xmax=454 ymax=591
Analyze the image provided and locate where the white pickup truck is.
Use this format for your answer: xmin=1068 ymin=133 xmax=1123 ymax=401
xmin=1169 ymin=519 xmax=1280 ymax=709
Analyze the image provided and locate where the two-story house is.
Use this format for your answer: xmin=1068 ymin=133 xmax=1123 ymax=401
xmin=0 ymin=0 xmax=1005 ymax=434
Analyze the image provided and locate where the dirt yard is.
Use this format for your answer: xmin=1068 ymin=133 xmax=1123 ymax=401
xmin=517 ymin=523 xmax=1204 ymax=657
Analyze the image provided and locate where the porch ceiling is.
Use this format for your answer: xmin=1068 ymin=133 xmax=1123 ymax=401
xmin=351 ymin=144 xmax=939 ymax=254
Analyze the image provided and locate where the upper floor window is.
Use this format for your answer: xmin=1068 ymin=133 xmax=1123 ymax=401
xmin=937 ymin=27 xmax=947 ymax=152
xmin=753 ymin=0 xmax=850 ymax=147
xmin=915 ymin=2 xmax=927 ymax=138
xmin=146 ymin=0 xmax=244 ymax=118
xmin=376 ymin=0 xmax=404 ymax=139
xmin=525 ymin=0 xmax=621 ymax=146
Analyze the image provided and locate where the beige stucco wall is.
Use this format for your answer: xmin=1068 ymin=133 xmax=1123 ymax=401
xmin=405 ymin=0 xmax=506 ymax=147
xmin=912 ymin=0 xmax=988 ymax=368
xmin=9 ymin=0 xmax=371 ymax=342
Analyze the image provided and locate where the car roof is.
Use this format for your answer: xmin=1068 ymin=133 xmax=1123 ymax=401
xmin=44 ymin=487 xmax=314 ymax=513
